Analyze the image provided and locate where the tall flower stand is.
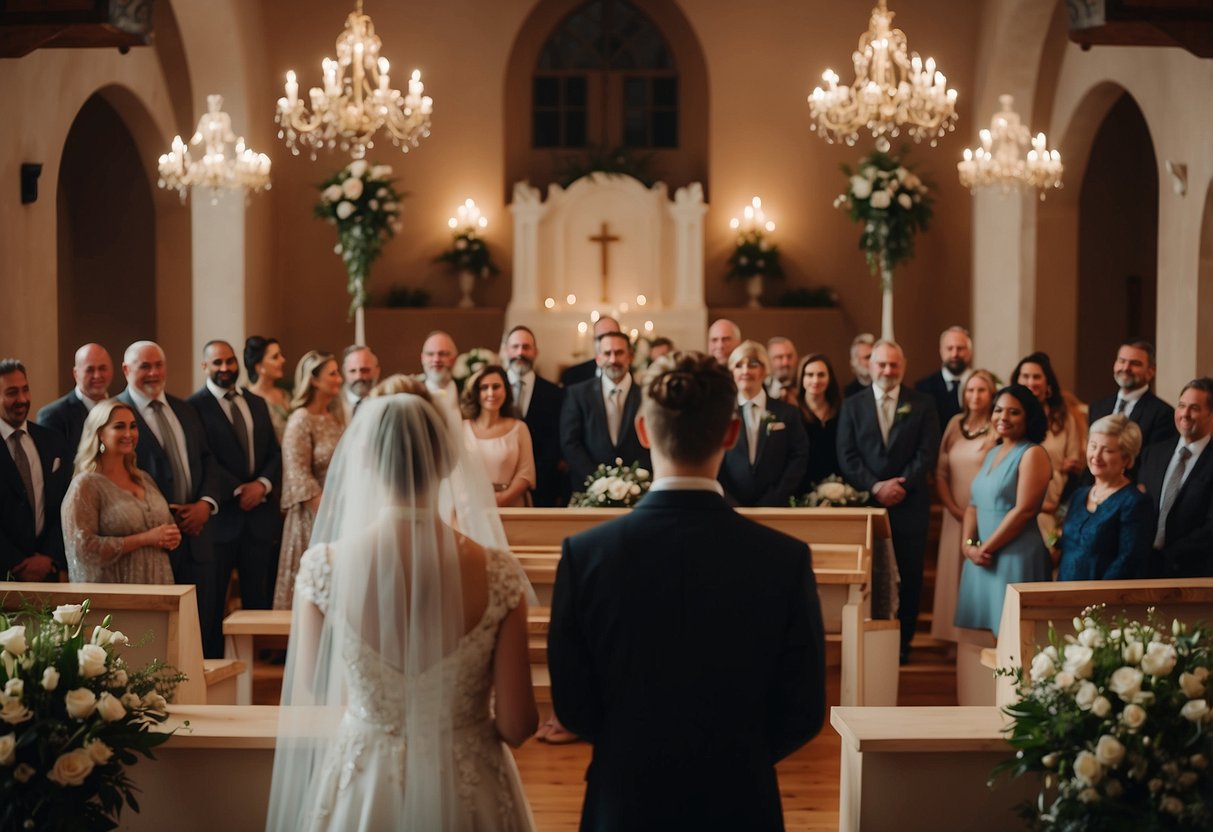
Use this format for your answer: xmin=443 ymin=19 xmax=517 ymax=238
xmin=458 ymin=269 xmax=476 ymax=308
xmin=880 ymin=260 xmax=895 ymax=342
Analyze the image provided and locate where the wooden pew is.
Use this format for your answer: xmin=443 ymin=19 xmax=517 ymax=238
xmin=0 ymin=582 xmax=243 ymax=705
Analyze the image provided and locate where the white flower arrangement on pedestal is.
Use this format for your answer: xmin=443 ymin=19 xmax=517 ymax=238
xmin=570 ymin=459 xmax=651 ymax=508
xmin=452 ymin=347 xmax=498 ymax=383
xmin=790 ymin=474 xmax=869 ymax=508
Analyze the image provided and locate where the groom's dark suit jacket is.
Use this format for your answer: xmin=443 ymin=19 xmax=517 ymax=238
xmin=0 ymin=421 xmax=70 ymax=576
xmin=549 ymin=488 xmax=826 ymax=831
xmin=1138 ymin=437 xmax=1213 ymax=578
xmin=559 ymin=377 xmax=650 ymax=491
xmin=718 ymin=398 xmax=808 ymax=507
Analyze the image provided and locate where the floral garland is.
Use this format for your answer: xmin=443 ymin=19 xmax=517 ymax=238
xmin=834 ymin=149 xmax=933 ymax=282
xmin=315 ymin=159 xmax=405 ymax=318
xmin=790 ymin=474 xmax=870 ymax=508
xmin=570 ymin=460 xmax=651 ymax=508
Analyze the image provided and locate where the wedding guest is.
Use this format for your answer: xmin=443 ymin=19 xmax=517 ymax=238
xmin=718 ymin=341 xmax=808 ymax=507
xmin=369 ymin=373 xmax=433 ymax=401
xmin=1058 ymin=414 xmax=1151 ymax=581
xmin=61 ymin=399 xmax=180 ymax=584
xmin=461 ymin=365 xmax=537 ymax=508
xmin=1013 ymin=352 xmax=1085 ymax=547
xmin=549 ymin=350 xmax=825 ymax=830
xmin=707 ymin=318 xmax=741 ymax=366
xmin=1 ymin=358 xmax=70 ymax=581
xmin=795 ymin=352 xmax=844 ymax=491
xmin=273 ymin=351 xmax=345 ymax=609
xmin=560 ymin=316 xmax=619 ymax=388
xmin=245 ymin=336 xmax=290 ymax=442
xmin=765 ymin=336 xmax=799 ymax=405
xmin=843 ymin=333 xmax=875 ymax=397
xmin=647 ymin=336 xmax=674 ymax=363
xmin=1138 ymin=378 xmax=1213 ymax=578
xmin=1086 ymin=340 xmax=1177 ymax=477
xmin=37 ymin=342 xmax=113 ymax=452
xmin=340 ymin=344 xmax=380 ymax=422
xmin=420 ymin=331 xmax=462 ymax=431
xmin=502 ymin=325 xmax=566 ymax=507
xmin=954 ymin=385 xmax=1052 ymax=637
xmin=914 ymin=326 xmax=973 ymax=427
xmin=931 ymin=370 xmax=997 ymax=644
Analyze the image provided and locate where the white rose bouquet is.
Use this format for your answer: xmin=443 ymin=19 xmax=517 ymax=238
xmin=790 ymin=474 xmax=869 ymax=508
xmin=0 ymin=600 xmax=184 ymax=830
xmin=451 ymin=347 xmax=498 ymax=384
xmin=834 ymin=149 xmax=933 ymax=278
xmin=995 ymin=604 xmax=1213 ymax=830
xmin=570 ymin=459 xmax=651 ymax=508
xmin=314 ymin=159 xmax=405 ymax=317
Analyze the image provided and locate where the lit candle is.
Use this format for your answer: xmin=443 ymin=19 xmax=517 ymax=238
xmin=285 ymin=70 xmax=298 ymax=104
xmin=378 ymin=58 xmax=390 ymax=92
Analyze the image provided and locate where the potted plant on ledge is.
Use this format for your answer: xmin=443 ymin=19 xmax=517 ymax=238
xmin=726 ymin=197 xmax=784 ymax=308
xmin=436 ymin=199 xmax=499 ymax=308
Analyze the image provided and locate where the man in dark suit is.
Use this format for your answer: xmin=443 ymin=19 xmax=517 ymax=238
xmin=913 ymin=326 xmax=972 ymax=427
xmin=37 ymin=342 xmax=114 ymax=454
xmin=118 ymin=341 xmax=223 ymax=657
xmin=560 ymin=331 xmax=651 ymax=491
xmin=188 ymin=340 xmax=282 ymax=616
xmin=1087 ymin=341 xmax=1177 ymax=477
xmin=837 ymin=339 xmax=940 ymax=664
xmin=1138 ymin=377 xmax=1213 ymax=578
xmin=502 ymin=325 xmax=566 ymax=506
xmin=718 ymin=341 xmax=808 ymax=506
xmin=549 ymin=350 xmax=825 ymax=832
xmin=843 ymin=332 xmax=875 ymax=398
xmin=1 ymin=359 xmax=70 ymax=581
xmin=560 ymin=316 xmax=619 ymax=388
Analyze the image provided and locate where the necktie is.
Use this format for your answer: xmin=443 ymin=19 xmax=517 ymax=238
xmin=1115 ymin=397 xmax=1128 ymax=414
xmin=747 ymin=402 xmax=760 ymax=465
xmin=1154 ymin=445 xmax=1193 ymax=548
xmin=878 ymin=394 xmax=894 ymax=445
xmin=8 ymin=430 xmax=36 ymax=523
xmin=514 ymin=379 xmax=525 ymax=417
xmin=224 ymin=390 xmax=252 ymax=477
xmin=607 ymin=387 xmax=622 ymax=447
xmin=151 ymin=400 xmax=190 ymax=503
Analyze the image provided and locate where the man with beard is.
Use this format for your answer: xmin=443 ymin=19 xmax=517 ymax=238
xmin=560 ymin=316 xmax=621 ymax=388
xmin=341 ymin=344 xmax=380 ymax=422
xmin=0 ymin=358 xmax=69 ymax=581
xmin=560 ymin=330 xmax=651 ymax=490
xmin=843 ymin=333 xmax=875 ymax=398
xmin=765 ymin=336 xmax=799 ymax=405
xmin=188 ymin=340 xmax=282 ymax=613
xmin=421 ymin=330 xmax=462 ymax=432
xmin=1087 ymin=340 xmax=1176 ymax=478
xmin=913 ymin=326 xmax=973 ymax=426
xmin=502 ymin=325 xmax=566 ymax=506
xmin=37 ymin=342 xmax=114 ymax=452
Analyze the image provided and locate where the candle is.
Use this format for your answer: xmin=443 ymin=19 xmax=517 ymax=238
xmin=285 ymin=70 xmax=298 ymax=104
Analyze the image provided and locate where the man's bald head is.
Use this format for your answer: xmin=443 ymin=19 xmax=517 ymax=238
xmin=73 ymin=343 xmax=113 ymax=401
xmin=708 ymin=319 xmax=741 ymax=365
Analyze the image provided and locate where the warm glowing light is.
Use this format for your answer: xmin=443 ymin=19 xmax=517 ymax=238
xmin=636 ymin=294 xmax=647 ymax=306
xmin=577 ymin=321 xmax=589 ymax=334
xmin=566 ymin=293 xmax=577 ymax=305
xmin=544 ymin=297 xmax=556 ymax=309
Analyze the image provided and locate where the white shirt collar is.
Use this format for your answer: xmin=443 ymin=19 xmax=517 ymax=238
xmin=506 ymin=367 xmax=536 ymax=386
xmin=941 ymin=367 xmax=969 ymax=385
xmin=1117 ymin=385 xmax=1148 ymax=405
xmin=649 ymin=476 xmax=724 ymax=495
xmin=602 ymin=372 xmax=632 ymax=396
xmin=739 ymin=388 xmax=768 ymax=411
xmin=206 ymin=378 xmax=240 ymax=402
xmin=873 ymin=383 xmax=901 ymax=403
xmin=344 ymin=388 xmax=363 ymax=406
xmin=0 ymin=419 xmax=29 ymax=441
xmin=1180 ymin=434 xmax=1211 ymax=459
xmin=74 ymin=387 xmax=105 ymax=409
xmin=127 ymin=386 xmax=167 ymax=412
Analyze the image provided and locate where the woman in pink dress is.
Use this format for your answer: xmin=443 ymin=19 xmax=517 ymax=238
xmin=460 ymin=365 xmax=536 ymax=508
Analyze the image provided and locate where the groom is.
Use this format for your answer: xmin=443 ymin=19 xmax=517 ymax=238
xmin=549 ymin=351 xmax=826 ymax=831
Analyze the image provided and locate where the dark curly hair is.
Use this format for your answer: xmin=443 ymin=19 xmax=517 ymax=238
xmin=1011 ymin=352 xmax=1068 ymax=435
xmin=994 ymin=384 xmax=1048 ymax=444
xmin=640 ymin=351 xmax=737 ymax=464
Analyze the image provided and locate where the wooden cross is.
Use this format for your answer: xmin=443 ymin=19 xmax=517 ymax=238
xmin=588 ymin=221 xmax=620 ymax=302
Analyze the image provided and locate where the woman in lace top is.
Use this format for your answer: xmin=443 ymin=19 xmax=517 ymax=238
xmin=272 ymin=351 xmax=345 ymax=610
xmin=61 ymin=400 xmax=180 ymax=584
xmin=244 ymin=335 xmax=290 ymax=442
xmin=460 ymin=365 xmax=536 ymax=508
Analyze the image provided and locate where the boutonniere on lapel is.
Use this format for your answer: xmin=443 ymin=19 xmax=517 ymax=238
xmin=762 ymin=411 xmax=785 ymax=434
xmin=894 ymin=403 xmax=912 ymax=423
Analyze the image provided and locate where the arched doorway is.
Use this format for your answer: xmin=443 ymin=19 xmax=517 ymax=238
xmin=57 ymin=93 xmax=157 ymax=378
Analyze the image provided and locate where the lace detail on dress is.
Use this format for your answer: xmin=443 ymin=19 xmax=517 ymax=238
xmin=295 ymin=544 xmax=333 ymax=614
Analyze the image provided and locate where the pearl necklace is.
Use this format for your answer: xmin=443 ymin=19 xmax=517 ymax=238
xmin=1089 ymin=479 xmax=1128 ymax=505
xmin=960 ymin=420 xmax=990 ymax=440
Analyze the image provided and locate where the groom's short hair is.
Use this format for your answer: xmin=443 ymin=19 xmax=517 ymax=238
xmin=640 ymin=351 xmax=737 ymax=464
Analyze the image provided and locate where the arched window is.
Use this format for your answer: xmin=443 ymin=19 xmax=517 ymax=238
xmin=532 ymin=0 xmax=678 ymax=150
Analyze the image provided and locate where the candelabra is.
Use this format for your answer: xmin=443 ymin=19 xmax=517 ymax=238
xmin=957 ymin=95 xmax=1063 ymax=197
xmin=157 ymin=95 xmax=271 ymax=203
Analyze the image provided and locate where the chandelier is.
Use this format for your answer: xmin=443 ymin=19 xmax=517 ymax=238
xmin=276 ymin=0 xmax=433 ymax=160
xmin=157 ymin=95 xmax=271 ymax=203
xmin=957 ymin=95 xmax=1063 ymax=197
xmin=807 ymin=0 xmax=957 ymax=150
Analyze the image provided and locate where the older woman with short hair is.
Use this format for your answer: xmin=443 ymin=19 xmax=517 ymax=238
xmin=1057 ymin=414 xmax=1152 ymax=581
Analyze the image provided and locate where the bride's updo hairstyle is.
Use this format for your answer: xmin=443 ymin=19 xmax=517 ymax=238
xmin=362 ymin=393 xmax=455 ymax=498
xmin=641 ymin=351 xmax=738 ymax=464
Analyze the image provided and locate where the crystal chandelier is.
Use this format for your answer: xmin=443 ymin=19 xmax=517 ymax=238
xmin=276 ymin=0 xmax=433 ymax=160
xmin=157 ymin=95 xmax=272 ymax=203
xmin=957 ymin=95 xmax=1063 ymax=198
xmin=807 ymin=0 xmax=958 ymax=150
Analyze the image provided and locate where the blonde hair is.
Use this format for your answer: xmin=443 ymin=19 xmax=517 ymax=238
xmin=290 ymin=351 xmax=343 ymax=422
xmin=369 ymin=374 xmax=433 ymax=403
xmin=1089 ymin=413 xmax=1143 ymax=470
xmin=961 ymin=369 xmax=998 ymax=421
xmin=75 ymin=399 xmax=142 ymax=478
xmin=727 ymin=340 xmax=771 ymax=375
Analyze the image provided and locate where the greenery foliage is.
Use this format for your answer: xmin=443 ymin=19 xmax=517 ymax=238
xmin=726 ymin=229 xmax=784 ymax=281
xmin=435 ymin=230 xmax=499 ymax=279
xmin=570 ymin=460 xmax=651 ymax=508
xmin=835 ymin=148 xmax=934 ymax=282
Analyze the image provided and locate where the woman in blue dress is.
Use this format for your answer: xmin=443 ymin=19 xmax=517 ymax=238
xmin=954 ymin=384 xmax=1053 ymax=636
xmin=1058 ymin=414 xmax=1151 ymax=580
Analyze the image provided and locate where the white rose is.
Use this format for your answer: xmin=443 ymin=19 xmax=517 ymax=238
xmin=347 ymin=160 xmax=368 ymax=179
xmin=1077 ymin=787 xmax=1100 ymax=804
xmin=341 ymin=176 xmax=364 ymax=200
xmin=0 ymin=626 xmax=26 ymax=656
xmin=335 ymin=201 xmax=355 ymax=220
xmin=1109 ymin=666 xmax=1144 ymax=702
xmin=1073 ymin=750 xmax=1103 ymax=785
xmin=1078 ymin=628 xmax=1105 ymax=649
xmin=1121 ymin=703 xmax=1147 ymax=729
xmin=1091 ymin=696 xmax=1112 ymax=718
xmin=0 ymin=699 xmax=31 ymax=725
xmin=1191 ymin=753 xmax=1208 ymax=770
xmin=1095 ymin=735 xmax=1125 ymax=767
xmin=141 ymin=692 xmax=168 ymax=713
xmin=896 ymin=192 xmax=913 ymax=210
xmin=52 ymin=604 xmax=83 ymax=625
xmin=588 ymin=478 xmax=609 ymax=496
xmin=849 ymin=175 xmax=872 ymax=199
xmin=1180 ymin=670 xmax=1208 ymax=699
xmin=607 ymin=480 xmax=631 ymax=502
xmin=109 ymin=669 xmax=128 ymax=688
xmin=1041 ymin=753 xmax=1058 ymax=769
xmin=635 ymin=469 xmax=650 ymax=481
xmin=1063 ymin=644 xmax=1095 ymax=678
xmin=1053 ymin=671 xmax=1075 ymax=690
xmin=95 ymin=692 xmax=125 ymax=723
xmin=108 ymin=631 xmax=128 ymax=648
xmin=322 ymin=184 xmax=343 ymax=203
xmin=4 ymin=679 xmax=22 ymax=698
xmin=1074 ymin=680 xmax=1098 ymax=709
xmin=91 ymin=626 xmax=113 ymax=645
xmin=85 ymin=739 xmax=113 ymax=764
xmin=64 ymin=688 xmax=97 ymax=719
xmin=0 ymin=733 xmax=13 ymax=766
xmin=629 ymin=484 xmax=641 ymax=496
xmin=41 ymin=666 xmax=59 ymax=691
xmin=1181 ymin=699 xmax=1210 ymax=722
xmin=46 ymin=748 xmax=95 ymax=787
xmin=1122 ymin=641 xmax=1144 ymax=665
xmin=121 ymin=692 xmax=141 ymax=709
xmin=1160 ymin=796 xmax=1184 ymax=816
xmin=869 ymin=190 xmax=891 ymax=209
xmin=78 ymin=644 xmax=107 ymax=678
xmin=370 ymin=165 xmax=392 ymax=179
xmin=818 ymin=481 xmax=847 ymax=502
xmin=1141 ymin=642 xmax=1177 ymax=676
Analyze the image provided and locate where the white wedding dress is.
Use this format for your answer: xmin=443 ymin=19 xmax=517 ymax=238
xmin=292 ymin=543 xmax=537 ymax=832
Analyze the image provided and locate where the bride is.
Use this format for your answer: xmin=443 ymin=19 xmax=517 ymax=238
xmin=266 ymin=393 xmax=538 ymax=831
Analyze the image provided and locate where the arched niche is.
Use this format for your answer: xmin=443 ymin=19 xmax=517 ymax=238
xmin=1199 ymin=179 xmax=1213 ymax=374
